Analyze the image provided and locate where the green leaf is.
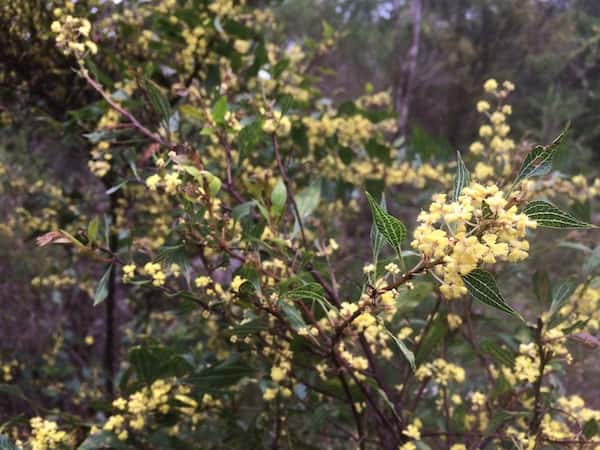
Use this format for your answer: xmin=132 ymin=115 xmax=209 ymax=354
xmin=143 ymin=79 xmax=172 ymax=130
xmin=294 ymin=180 xmax=321 ymax=234
xmin=513 ymin=123 xmax=569 ymax=186
xmin=270 ymin=178 xmax=287 ymax=216
xmin=87 ymin=216 xmax=101 ymax=244
xmin=183 ymin=166 xmax=222 ymax=195
xmin=78 ymin=431 xmax=133 ymax=450
xmin=0 ymin=435 xmax=19 ymax=450
xmin=385 ymin=328 xmax=415 ymax=370
xmin=232 ymin=201 xmax=256 ymax=221
xmin=287 ymin=282 xmax=326 ymax=303
xmin=179 ymin=104 xmax=204 ymax=123
xmin=365 ymin=139 xmax=390 ymax=163
xmin=287 ymin=282 xmax=335 ymax=314
xmin=583 ymin=418 xmax=599 ymax=439
xmin=190 ymin=356 xmax=255 ymax=391
xmin=532 ymin=270 xmax=552 ymax=305
xmin=452 ymin=151 xmax=470 ymax=201
xmin=93 ymin=264 xmax=113 ymax=306
xmin=462 ymin=269 xmax=523 ymax=319
xmin=549 ymin=279 xmax=577 ymax=317
xmin=105 ymin=180 xmax=127 ymax=195
xmin=480 ymin=341 xmax=515 ymax=367
xmin=365 ymin=191 xmax=407 ymax=253
xmin=416 ymin=314 xmax=448 ymax=364
xmin=84 ymin=57 xmax=114 ymax=89
xmin=129 ymin=345 xmax=192 ymax=383
xmin=224 ymin=318 xmax=269 ymax=337
xmin=281 ymin=303 xmax=307 ymax=330
xmin=485 ymin=410 xmax=530 ymax=436
xmin=562 ymin=317 xmax=591 ymax=335
xmin=238 ymin=120 xmax=265 ymax=158
xmin=0 ymin=384 xmax=29 ymax=404
xmin=523 ymin=200 xmax=594 ymax=229
xmin=583 ymin=246 xmax=600 ymax=276
xmin=370 ymin=194 xmax=387 ymax=262
xmin=212 ymin=95 xmax=228 ymax=125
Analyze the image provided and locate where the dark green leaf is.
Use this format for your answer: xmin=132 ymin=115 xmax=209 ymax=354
xmin=281 ymin=303 xmax=307 ymax=330
xmin=549 ymin=279 xmax=577 ymax=317
xmin=462 ymin=269 xmax=523 ymax=319
xmin=232 ymin=201 xmax=256 ymax=221
xmin=513 ymin=123 xmax=569 ymax=186
xmin=238 ymin=120 xmax=265 ymax=158
xmin=523 ymin=200 xmax=594 ymax=229
xmin=584 ymin=419 xmax=599 ymax=439
xmin=480 ymin=341 xmax=515 ymax=367
xmin=370 ymin=193 xmax=387 ymax=261
xmin=416 ymin=314 xmax=448 ymax=364
xmin=485 ymin=410 xmax=530 ymax=436
xmin=288 ymin=282 xmax=336 ymax=315
xmin=143 ymin=79 xmax=172 ymax=129
xmin=562 ymin=317 xmax=591 ymax=335
xmin=287 ymin=282 xmax=326 ymax=303
xmin=224 ymin=318 xmax=269 ymax=337
xmin=190 ymin=357 xmax=255 ymax=391
xmin=365 ymin=191 xmax=407 ymax=253
xmin=532 ymin=270 xmax=552 ymax=305
xmin=365 ymin=139 xmax=391 ymax=163
xmin=386 ymin=328 xmax=415 ymax=370
xmin=129 ymin=345 xmax=192 ymax=383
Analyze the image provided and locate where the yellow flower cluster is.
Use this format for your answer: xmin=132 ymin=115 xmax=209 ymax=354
xmin=262 ymin=110 xmax=292 ymax=137
xmin=51 ymin=15 xmax=97 ymax=59
xmin=398 ymin=418 xmax=426 ymax=449
xmin=401 ymin=417 xmax=423 ymax=441
xmin=415 ymin=358 xmax=466 ymax=386
xmin=143 ymin=262 xmax=166 ymax=286
xmin=501 ymin=327 xmax=571 ymax=388
xmin=31 ymin=274 xmax=76 ymax=289
xmin=28 ymin=417 xmax=70 ymax=450
xmin=145 ymin=172 xmax=182 ymax=194
xmin=100 ymin=380 xmax=200 ymax=441
xmin=412 ymin=182 xmax=537 ymax=299
xmin=2 ymin=359 xmax=18 ymax=382
xmin=88 ymin=141 xmax=112 ymax=178
xmin=302 ymin=114 xmax=375 ymax=150
xmin=558 ymin=284 xmax=600 ymax=331
xmin=87 ymin=82 xmax=134 ymax=178
xmin=122 ymin=264 xmax=136 ymax=282
xmin=470 ymin=79 xmax=516 ymax=176
xmin=261 ymin=336 xmax=294 ymax=401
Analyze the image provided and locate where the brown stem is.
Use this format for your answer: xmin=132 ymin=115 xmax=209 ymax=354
xmin=80 ymin=66 xmax=170 ymax=149
xmin=530 ymin=318 xmax=551 ymax=438
xmin=271 ymin=134 xmax=307 ymax=247
xmin=338 ymin=371 xmax=366 ymax=450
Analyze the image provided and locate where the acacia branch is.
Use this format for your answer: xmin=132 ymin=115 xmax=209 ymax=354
xmin=79 ymin=66 xmax=171 ymax=148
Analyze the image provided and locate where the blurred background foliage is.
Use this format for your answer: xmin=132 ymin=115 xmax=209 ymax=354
xmin=1 ymin=0 xmax=600 ymax=445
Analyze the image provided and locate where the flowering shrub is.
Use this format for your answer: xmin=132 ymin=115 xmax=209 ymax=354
xmin=1 ymin=1 xmax=600 ymax=450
